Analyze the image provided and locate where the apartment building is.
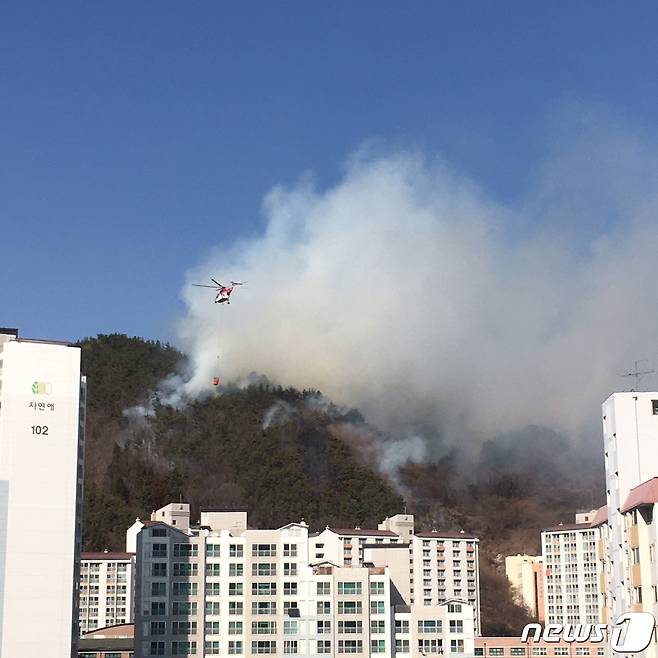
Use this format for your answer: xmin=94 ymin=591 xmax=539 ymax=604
xmin=475 ymin=636 xmax=606 ymax=657
xmin=541 ymin=515 xmax=604 ymax=626
xmin=0 ymin=328 xmax=86 ymax=658
xmin=134 ymin=505 xmax=478 ymax=657
xmin=80 ymin=551 xmax=136 ymax=634
xmin=505 ymin=555 xmax=545 ymax=621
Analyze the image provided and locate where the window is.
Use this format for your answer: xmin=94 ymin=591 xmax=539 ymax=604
xmin=151 ymin=602 xmax=166 ymax=616
xmin=230 ymin=563 xmax=244 ymax=576
xmin=489 ymin=650 xmax=504 ymax=656
xmin=338 ymin=640 xmax=363 ymax=653
xmin=317 ymin=620 xmax=331 ymax=634
xmin=252 ymin=543 xmax=276 ymax=557
xmin=371 ymin=620 xmax=386 ymax=634
xmin=150 ymin=621 xmax=166 ymax=635
xmin=283 ymin=543 xmax=298 ymax=557
xmin=317 ymin=582 xmax=331 ymax=596
xmin=338 ymin=621 xmax=363 ymax=634
xmin=284 ymin=582 xmax=298 ymax=596
xmin=554 ymin=649 xmax=569 ymax=656
xmin=150 ymin=642 xmax=165 ymax=656
xmin=418 ymin=620 xmax=441 ymax=634
xmin=447 ymin=603 xmax=462 ymax=613
xmin=151 ymin=527 xmax=167 ymax=537
xmin=172 ymin=602 xmax=197 ymax=616
xmin=206 ymin=543 xmax=220 ymax=557
xmin=449 ymin=620 xmax=463 ymax=634
xmin=205 ymin=641 xmax=220 ymax=655
xmin=207 ymin=582 xmax=221 ymax=596
xmin=252 ymin=621 xmax=277 ymax=635
xmin=370 ymin=600 xmax=385 ymax=614
xmin=229 ymin=621 xmax=243 ymax=635
xmin=318 ymin=640 xmax=331 ymax=654
xmin=284 ymin=562 xmax=297 ymax=576
xmin=206 ymin=621 xmax=220 ymax=635
xmin=451 ymin=640 xmax=465 ymax=654
xmin=253 ymin=563 xmax=277 ymax=576
xmin=230 ymin=582 xmax=244 ymax=596
xmin=206 ymin=563 xmax=221 ymax=577
xmin=510 ymin=650 xmax=526 ymax=656
xmin=284 ymin=620 xmax=299 ymax=635
xmin=371 ymin=640 xmax=386 ymax=653
xmin=151 ymin=582 xmax=166 ymax=596
xmin=317 ymin=601 xmax=331 ymax=615
xmin=338 ymin=601 xmax=362 ymax=614
xmin=338 ymin=581 xmax=362 ymax=595
xmin=171 ymin=641 xmax=197 ymax=655
xmin=252 ymin=582 xmax=276 ymax=596
xmin=152 ymin=543 xmax=167 ymax=557
xmin=396 ymin=639 xmax=410 ymax=653
xmin=173 ymin=582 xmax=198 ymax=596
xmin=252 ymin=601 xmax=276 ymax=615
xmin=396 ymin=619 xmax=410 ymax=634
xmin=284 ymin=640 xmax=298 ymax=654
xmin=174 ymin=543 xmax=198 ymax=557
xmin=531 ymin=649 xmax=547 ymax=656
xmin=172 ymin=621 xmax=197 ymax=635
xmin=206 ymin=602 xmax=220 ymax=616
xmin=575 ymin=650 xmax=590 ymax=656
xmin=652 ymin=399 xmax=658 ymax=415
xmin=173 ymin=563 xmax=197 ymax=577
xmin=151 ymin=563 xmax=167 ymax=577
xmin=418 ymin=639 xmax=443 ymax=653
xmin=228 ymin=641 xmax=243 ymax=655
xmin=475 ymin=650 xmax=484 ymax=657
xmin=370 ymin=581 xmax=385 ymax=595
xmin=230 ymin=544 xmax=244 ymax=557
xmin=251 ymin=640 xmax=276 ymax=654
xmin=229 ymin=601 xmax=243 ymax=615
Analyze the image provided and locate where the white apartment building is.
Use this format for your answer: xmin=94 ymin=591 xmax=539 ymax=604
xmin=541 ymin=517 xmax=604 ymax=626
xmin=134 ymin=505 xmax=478 ymax=657
xmin=80 ymin=551 xmax=136 ymax=634
xmin=504 ymin=554 xmax=544 ymax=621
xmin=602 ymin=392 xmax=658 ymax=621
xmin=0 ymin=328 xmax=86 ymax=658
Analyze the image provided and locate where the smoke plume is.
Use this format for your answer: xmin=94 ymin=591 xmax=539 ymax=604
xmin=173 ymin=114 xmax=658 ymax=456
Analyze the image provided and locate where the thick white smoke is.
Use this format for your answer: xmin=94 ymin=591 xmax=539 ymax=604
xmin=172 ymin=124 xmax=658 ymax=451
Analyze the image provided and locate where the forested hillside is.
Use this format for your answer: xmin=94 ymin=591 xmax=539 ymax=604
xmin=78 ymin=334 xmax=603 ymax=635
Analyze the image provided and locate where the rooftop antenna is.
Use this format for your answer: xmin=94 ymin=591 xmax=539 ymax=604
xmin=621 ymin=359 xmax=655 ymax=391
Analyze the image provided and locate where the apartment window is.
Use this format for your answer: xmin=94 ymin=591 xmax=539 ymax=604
xmin=338 ymin=621 xmax=363 ymax=634
xmin=284 ymin=562 xmax=297 ymax=576
xmin=151 ymin=602 xmax=166 ymax=616
xmin=284 ymin=640 xmax=298 ymax=654
xmin=206 ymin=543 xmax=221 ymax=557
xmin=253 ymin=563 xmax=277 ymax=576
xmin=173 ymin=582 xmax=198 ymax=596
xmin=251 ymin=640 xmax=276 ymax=654
xmin=172 ymin=602 xmax=197 ymax=616
xmin=152 ymin=543 xmax=167 ymax=557
xmin=338 ymin=581 xmax=362 ymax=595
xmin=489 ymin=650 xmax=504 ymax=656
xmin=207 ymin=582 xmax=221 ymax=596
xmin=205 ymin=641 xmax=220 ymax=655
xmin=475 ymin=650 xmax=484 ymax=657
xmin=173 ymin=563 xmax=197 ymax=577
xmin=252 ymin=582 xmax=276 ymax=596
xmin=283 ymin=543 xmax=298 ymax=557
xmin=418 ymin=639 xmax=442 ymax=653
xmin=317 ymin=620 xmax=331 ymax=634
xmin=252 ymin=621 xmax=277 ymax=635
xmin=151 ymin=563 xmax=167 ymax=577
xmin=230 ymin=563 xmax=244 ymax=576
xmin=371 ymin=640 xmax=386 ymax=653
xmin=230 ymin=544 xmax=244 ymax=558
xmin=370 ymin=600 xmax=385 ymax=615
xmin=284 ymin=582 xmax=298 ymax=596
xmin=396 ymin=619 xmax=410 ymax=634
xmin=449 ymin=620 xmax=463 ymax=634
xmin=451 ymin=640 xmax=465 ymax=654
xmin=338 ymin=640 xmax=363 ymax=653
xmin=172 ymin=641 xmax=197 ymax=655
xmin=396 ymin=639 xmax=410 ymax=653
xmin=151 ymin=528 xmax=167 ymax=537
xmin=338 ymin=601 xmax=362 ymax=614
xmin=253 ymin=601 xmax=276 ymax=615
xmin=150 ymin=642 xmax=165 ymax=656
xmin=510 ymin=649 xmax=526 ymax=656
xmin=206 ymin=602 xmax=220 ymax=616
xmin=229 ymin=601 xmax=244 ymax=615
xmin=418 ymin=620 xmax=441 ymax=633
xmin=206 ymin=563 xmax=221 ymax=577
xmin=371 ymin=620 xmax=386 ymax=634
xmin=447 ymin=603 xmax=462 ymax=613
xmin=652 ymin=399 xmax=658 ymax=415
xmin=531 ymin=649 xmax=547 ymax=656
xmin=318 ymin=640 xmax=332 ymax=654
xmin=553 ymin=650 xmax=569 ymax=656
xmin=317 ymin=601 xmax=331 ymax=615
xmin=575 ymin=649 xmax=590 ymax=656
xmin=283 ymin=601 xmax=298 ymax=612
xmin=317 ymin=582 xmax=331 ymax=596
xmin=150 ymin=621 xmax=166 ymax=635
xmin=252 ymin=544 xmax=276 ymax=557
xmin=172 ymin=621 xmax=197 ymax=635
xmin=174 ymin=543 xmax=198 ymax=557
xmin=151 ymin=582 xmax=166 ymax=596
xmin=370 ymin=581 xmax=385 ymax=595
xmin=284 ymin=620 xmax=299 ymax=635
xmin=229 ymin=621 xmax=243 ymax=635
xmin=230 ymin=582 xmax=244 ymax=596
xmin=228 ymin=641 xmax=243 ymax=655
xmin=206 ymin=621 xmax=220 ymax=635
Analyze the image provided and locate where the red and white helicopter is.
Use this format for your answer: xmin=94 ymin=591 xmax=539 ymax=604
xmin=192 ymin=278 xmax=246 ymax=304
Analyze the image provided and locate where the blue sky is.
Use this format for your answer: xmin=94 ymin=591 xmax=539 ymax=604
xmin=2 ymin=2 xmax=658 ymax=343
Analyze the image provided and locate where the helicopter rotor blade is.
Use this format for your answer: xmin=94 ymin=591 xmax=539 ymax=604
xmin=211 ymin=278 xmax=225 ymax=287
xmin=192 ymin=284 xmax=218 ymax=288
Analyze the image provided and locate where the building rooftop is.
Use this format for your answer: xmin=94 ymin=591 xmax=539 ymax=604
xmin=415 ymin=530 xmax=478 ymax=539
xmin=82 ymin=551 xmax=134 ymax=560
xmin=621 ymin=476 xmax=658 ymax=513
xmin=589 ymin=504 xmax=608 ymax=527
xmin=542 ymin=522 xmax=592 ymax=532
xmin=329 ymin=528 xmax=398 ymax=537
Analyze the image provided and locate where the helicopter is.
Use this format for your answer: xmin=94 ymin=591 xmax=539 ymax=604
xmin=192 ymin=278 xmax=246 ymax=304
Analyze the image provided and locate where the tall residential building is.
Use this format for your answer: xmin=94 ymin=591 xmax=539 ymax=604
xmin=504 ymin=554 xmax=545 ymax=621
xmin=541 ymin=514 xmax=604 ymax=626
xmin=79 ymin=551 xmax=136 ymax=634
xmin=601 ymin=392 xmax=658 ymax=627
xmin=134 ymin=504 xmax=478 ymax=657
xmin=0 ymin=328 xmax=86 ymax=657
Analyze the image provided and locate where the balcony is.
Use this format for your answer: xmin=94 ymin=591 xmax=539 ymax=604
xmin=629 ymin=525 xmax=640 ymax=549
xmin=631 ymin=564 xmax=642 ymax=587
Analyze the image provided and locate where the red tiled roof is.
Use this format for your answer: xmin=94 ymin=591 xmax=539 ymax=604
xmin=329 ymin=528 xmax=398 ymax=537
xmin=622 ymin=477 xmax=658 ymax=513
xmin=82 ymin=552 xmax=134 ymax=560
xmin=415 ymin=530 xmax=478 ymax=539
xmin=589 ymin=504 xmax=608 ymax=527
